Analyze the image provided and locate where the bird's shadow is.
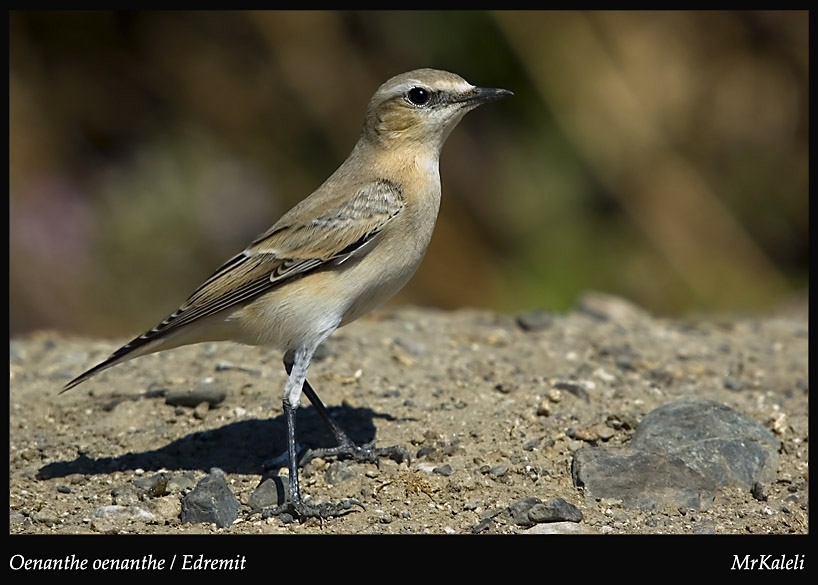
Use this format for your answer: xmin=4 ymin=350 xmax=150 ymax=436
xmin=37 ymin=404 xmax=400 ymax=480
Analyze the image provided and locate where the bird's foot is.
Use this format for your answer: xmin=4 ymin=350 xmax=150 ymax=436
xmin=262 ymin=496 xmax=364 ymax=522
xmin=299 ymin=440 xmax=410 ymax=467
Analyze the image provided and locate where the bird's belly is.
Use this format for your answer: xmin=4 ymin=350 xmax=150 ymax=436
xmin=336 ymin=232 xmax=427 ymax=326
xmin=232 ymin=251 xmax=419 ymax=351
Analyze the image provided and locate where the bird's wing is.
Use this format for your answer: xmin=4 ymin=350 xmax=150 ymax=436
xmin=145 ymin=177 xmax=405 ymax=337
xmin=62 ymin=179 xmax=404 ymax=391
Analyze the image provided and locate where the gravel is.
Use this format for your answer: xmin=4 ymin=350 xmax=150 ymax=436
xmin=9 ymin=300 xmax=808 ymax=534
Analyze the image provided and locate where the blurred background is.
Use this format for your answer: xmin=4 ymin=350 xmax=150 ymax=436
xmin=9 ymin=10 xmax=808 ymax=338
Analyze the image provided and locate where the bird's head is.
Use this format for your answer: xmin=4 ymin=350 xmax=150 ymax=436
xmin=362 ymin=68 xmax=512 ymax=151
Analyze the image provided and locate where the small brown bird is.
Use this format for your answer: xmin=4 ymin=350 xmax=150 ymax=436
xmin=63 ymin=68 xmax=512 ymax=519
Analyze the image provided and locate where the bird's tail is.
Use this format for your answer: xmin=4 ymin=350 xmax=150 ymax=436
xmin=61 ymin=334 xmax=166 ymax=393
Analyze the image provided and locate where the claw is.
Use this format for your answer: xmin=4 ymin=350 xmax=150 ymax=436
xmin=299 ymin=441 xmax=410 ymax=467
xmin=263 ymin=497 xmax=364 ymax=521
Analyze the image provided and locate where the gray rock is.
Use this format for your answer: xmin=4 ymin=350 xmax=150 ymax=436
xmin=166 ymin=471 xmax=197 ymax=494
xmin=494 ymin=382 xmax=517 ymax=394
xmin=193 ymin=402 xmax=210 ymax=420
xmin=572 ymin=397 xmax=781 ymax=510
xmin=394 ymin=337 xmax=429 ymax=356
xmin=516 ymin=310 xmax=555 ymax=332
xmin=508 ymin=496 xmax=583 ymax=526
xmin=133 ymin=472 xmax=170 ymax=498
xmin=325 ymin=461 xmax=356 ymax=485
xmin=93 ymin=505 xmax=155 ymax=522
xmin=528 ymin=498 xmax=583 ymax=523
xmin=471 ymin=517 xmax=494 ymax=533
xmin=751 ymin=481 xmax=767 ymax=502
xmin=143 ymin=495 xmax=182 ymax=523
xmin=508 ymin=497 xmax=542 ymax=526
xmin=416 ymin=446 xmax=436 ymax=459
xmin=165 ymin=381 xmax=227 ymax=408
xmin=723 ymin=377 xmax=745 ymax=392
xmin=552 ymin=380 xmax=591 ymax=402
xmin=111 ymin=484 xmax=141 ymax=506
xmin=30 ymin=510 xmax=59 ymax=526
xmin=248 ymin=477 xmax=286 ymax=511
xmin=489 ymin=465 xmax=508 ymax=479
xmin=180 ymin=468 xmax=239 ymax=528
xmin=631 ymin=397 xmax=780 ymax=488
xmin=576 ymin=291 xmax=650 ymax=322
xmin=573 ymin=448 xmax=714 ymax=510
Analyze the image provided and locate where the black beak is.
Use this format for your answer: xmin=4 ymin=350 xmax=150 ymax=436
xmin=461 ymin=86 xmax=514 ymax=106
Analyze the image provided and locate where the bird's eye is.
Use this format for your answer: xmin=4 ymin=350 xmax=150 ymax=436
xmin=407 ymin=87 xmax=431 ymax=106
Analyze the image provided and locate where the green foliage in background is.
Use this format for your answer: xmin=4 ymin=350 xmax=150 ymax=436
xmin=9 ymin=11 xmax=808 ymax=337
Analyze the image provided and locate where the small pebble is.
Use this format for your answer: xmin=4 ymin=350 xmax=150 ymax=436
xmin=724 ymin=377 xmax=744 ymax=392
xmin=471 ymin=517 xmax=494 ymax=533
xmin=516 ymin=310 xmax=555 ymax=332
xmin=93 ymin=505 xmax=155 ymax=522
xmin=133 ymin=473 xmax=170 ymax=498
xmin=536 ymin=400 xmax=551 ymax=417
xmin=489 ymin=465 xmax=508 ymax=479
xmin=552 ymin=380 xmax=590 ymax=402
xmin=249 ymin=477 xmax=286 ymax=511
xmin=193 ymin=401 xmax=210 ymax=420
xmin=528 ymin=498 xmax=583 ymax=523
xmin=394 ymin=337 xmax=428 ymax=356
xmin=166 ymin=472 xmax=197 ymax=494
xmin=326 ymin=461 xmax=356 ymax=485
xmin=166 ymin=381 xmax=227 ymax=408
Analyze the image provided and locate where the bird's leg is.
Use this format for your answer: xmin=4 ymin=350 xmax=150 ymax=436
xmin=287 ymin=358 xmax=410 ymax=467
xmin=271 ymin=398 xmax=361 ymax=519
xmin=263 ymin=346 xmax=362 ymax=520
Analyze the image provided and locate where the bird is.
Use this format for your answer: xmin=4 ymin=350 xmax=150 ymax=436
xmin=62 ymin=68 xmax=512 ymax=519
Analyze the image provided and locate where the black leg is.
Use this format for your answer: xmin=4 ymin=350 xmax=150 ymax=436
xmin=285 ymin=357 xmax=410 ymax=467
xmin=284 ymin=398 xmax=302 ymax=504
xmin=264 ymin=398 xmax=361 ymax=520
xmin=261 ymin=352 xmax=363 ymax=521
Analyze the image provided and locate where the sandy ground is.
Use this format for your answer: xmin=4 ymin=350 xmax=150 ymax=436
xmin=9 ymin=294 xmax=808 ymax=535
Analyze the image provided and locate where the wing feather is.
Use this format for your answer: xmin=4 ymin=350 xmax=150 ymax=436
xmin=134 ymin=178 xmax=403 ymax=342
